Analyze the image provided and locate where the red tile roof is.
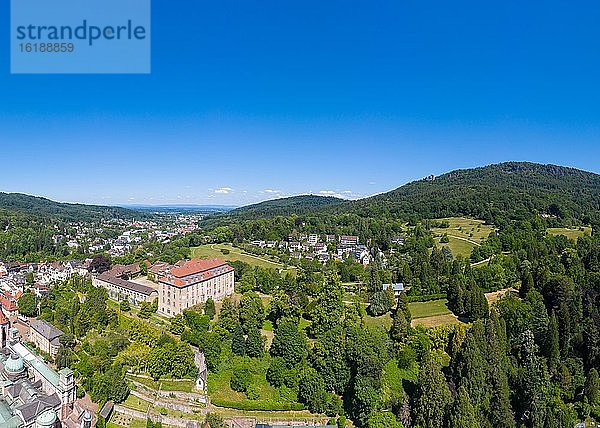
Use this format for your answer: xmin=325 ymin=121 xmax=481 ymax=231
xmin=0 ymin=295 xmax=17 ymax=312
xmin=0 ymin=311 xmax=8 ymax=325
xmin=160 ymin=258 xmax=233 ymax=288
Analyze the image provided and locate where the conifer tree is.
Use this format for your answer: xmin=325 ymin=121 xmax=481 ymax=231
xmin=448 ymin=386 xmax=480 ymax=428
xmin=414 ymin=353 xmax=452 ymax=428
xmin=231 ymin=323 xmax=246 ymax=356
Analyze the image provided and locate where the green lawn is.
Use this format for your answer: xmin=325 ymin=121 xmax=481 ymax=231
xmin=432 ymin=217 xmax=495 ymax=257
xmin=122 ymin=394 xmax=152 ymax=412
xmin=364 ymin=313 xmax=393 ymax=329
xmin=408 ymin=299 xmax=452 ymax=319
xmin=547 ymin=226 xmax=592 ymax=240
xmin=191 ymin=243 xmax=295 ymax=273
xmin=108 ymin=418 xmax=148 ymax=428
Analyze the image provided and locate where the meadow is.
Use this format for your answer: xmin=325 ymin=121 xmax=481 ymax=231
xmin=191 ymin=243 xmax=295 ymax=273
xmin=431 ymin=217 xmax=495 ymax=257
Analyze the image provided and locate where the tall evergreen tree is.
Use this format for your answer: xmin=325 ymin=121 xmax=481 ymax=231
xmin=585 ymin=368 xmax=600 ymax=406
xmin=245 ymin=326 xmax=265 ymax=358
xmin=448 ymin=386 xmax=479 ymax=428
xmin=231 ymin=323 xmax=246 ymax=356
xmin=414 ymin=353 xmax=452 ymax=428
xmin=547 ymin=312 xmax=560 ymax=374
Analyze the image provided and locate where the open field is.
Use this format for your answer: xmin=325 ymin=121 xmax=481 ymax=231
xmin=432 ymin=217 xmax=495 ymax=257
xmin=412 ymin=313 xmax=460 ymax=328
xmin=408 ymin=299 xmax=452 ymax=319
xmin=363 ymin=299 xmax=458 ymax=329
xmin=408 ymin=298 xmax=461 ymax=328
xmin=364 ymin=313 xmax=392 ymax=329
xmin=547 ymin=226 xmax=592 ymax=240
xmin=191 ymin=243 xmax=295 ymax=273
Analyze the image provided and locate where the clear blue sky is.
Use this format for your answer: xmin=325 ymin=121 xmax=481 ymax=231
xmin=1 ymin=1 xmax=599 ymax=206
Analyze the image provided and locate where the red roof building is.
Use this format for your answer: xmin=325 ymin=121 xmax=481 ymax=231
xmin=158 ymin=258 xmax=234 ymax=317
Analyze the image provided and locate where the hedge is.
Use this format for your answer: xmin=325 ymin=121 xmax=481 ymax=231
xmin=406 ymin=294 xmax=446 ymax=303
xmin=211 ymin=398 xmax=304 ymax=412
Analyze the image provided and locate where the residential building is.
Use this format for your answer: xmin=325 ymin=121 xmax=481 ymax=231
xmin=28 ymin=320 xmax=63 ymax=358
xmin=383 ymin=283 xmax=405 ymax=298
xmin=339 ymin=235 xmax=359 ymax=246
xmin=157 ymin=258 xmax=234 ymax=317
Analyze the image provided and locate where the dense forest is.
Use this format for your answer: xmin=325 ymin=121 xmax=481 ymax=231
xmin=0 ymin=192 xmax=148 ymax=221
xmin=204 ymin=162 xmax=600 ymax=228
xmin=153 ymin=219 xmax=600 ymax=428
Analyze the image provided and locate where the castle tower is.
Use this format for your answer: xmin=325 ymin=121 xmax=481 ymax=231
xmin=58 ymin=368 xmax=76 ymax=419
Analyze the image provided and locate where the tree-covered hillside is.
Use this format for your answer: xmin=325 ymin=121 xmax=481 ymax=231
xmin=220 ymin=195 xmax=344 ymax=220
xmin=208 ymin=162 xmax=600 ymax=227
xmin=344 ymin=162 xmax=600 ymax=224
xmin=0 ymin=192 xmax=149 ymax=221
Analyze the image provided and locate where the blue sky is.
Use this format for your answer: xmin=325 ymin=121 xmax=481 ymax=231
xmin=1 ymin=1 xmax=599 ymax=206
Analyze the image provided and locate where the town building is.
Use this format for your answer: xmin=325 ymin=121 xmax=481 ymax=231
xmin=28 ymin=320 xmax=63 ymax=358
xmin=0 ymin=322 xmax=82 ymax=428
xmin=92 ymin=264 xmax=158 ymax=306
xmin=383 ymin=283 xmax=405 ymax=299
xmin=339 ymin=235 xmax=359 ymax=246
xmin=157 ymin=258 xmax=234 ymax=317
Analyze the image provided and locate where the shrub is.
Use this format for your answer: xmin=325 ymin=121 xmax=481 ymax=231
xmin=220 ymin=249 xmax=230 ymax=255
xmin=210 ymin=398 xmax=304 ymax=411
xmin=230 ymin=366 xmax=252 ymax=393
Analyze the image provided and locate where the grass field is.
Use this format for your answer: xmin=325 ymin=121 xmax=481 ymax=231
xmin=432 ymin=217 xmax=495 ymax=257
xmin=412 ymin=313 xmax=460 ymax=328
xmin=362 ymin=299 xmax=457 ymax=329
xmin=191 ymin=243 xmax=295 ymax=273
xmin=408 ymin=299 xmax=452 ymax=319
xmin=547 ymin=226 xmax=592 ymax=240
xmin=122 ymin=394 xmax=152 ymax=412
xmin=408 ymin=298 xmax=461 ymax=328
xmin=364 ymin=313 xmax=393 ymax=329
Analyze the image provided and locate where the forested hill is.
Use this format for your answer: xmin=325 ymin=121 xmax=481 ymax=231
xmin=344 ymin=162 xmax=600 ymax=224
xmin=207 ymin=162 xmax=600 ymax=225
xmin=0 ymin=192 xmax=148 ymax=221
xmin=220 ymin=195 xmax=345 ymax=220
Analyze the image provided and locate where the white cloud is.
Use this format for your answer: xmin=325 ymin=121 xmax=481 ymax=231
xmin=263 ymin=189 xmax=283 ymax=194
xmin=316 ymin=189 xmax=362 ymax=200
xmin=214 ymin=187 xmax=233 ymax=194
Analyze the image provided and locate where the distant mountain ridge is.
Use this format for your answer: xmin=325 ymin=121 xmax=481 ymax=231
xmin=0 ymin=192 xmax=149 ymax=221
xmin=208 ymin=162 xmax=600 ymax=224
xmin=224 ymin=195 xmax=345 ymax=219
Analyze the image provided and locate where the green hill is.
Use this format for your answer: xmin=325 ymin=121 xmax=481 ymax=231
xmin=342 ymin=162 xmax=600 ymax=223
xmin=209 ymin=162 xmax=600 ymax=225
xmin=221 ymin=195 xmax=344 ymax=220
xmin=0 ymin=192 xmax=148 ymax=221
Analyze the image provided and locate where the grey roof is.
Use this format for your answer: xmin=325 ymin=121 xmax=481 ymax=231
xmin=99 ymin=401 xmax=114 ymax=419
xmin=383 ymin=283 xmax=405 ymax=292
xmin=28 ymin=320 xmax=63 ymax=342
xmin=97 ymin=274 xmax=155 ymax=296
xmin=16 ymin=393 xmax=60 ymax=423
